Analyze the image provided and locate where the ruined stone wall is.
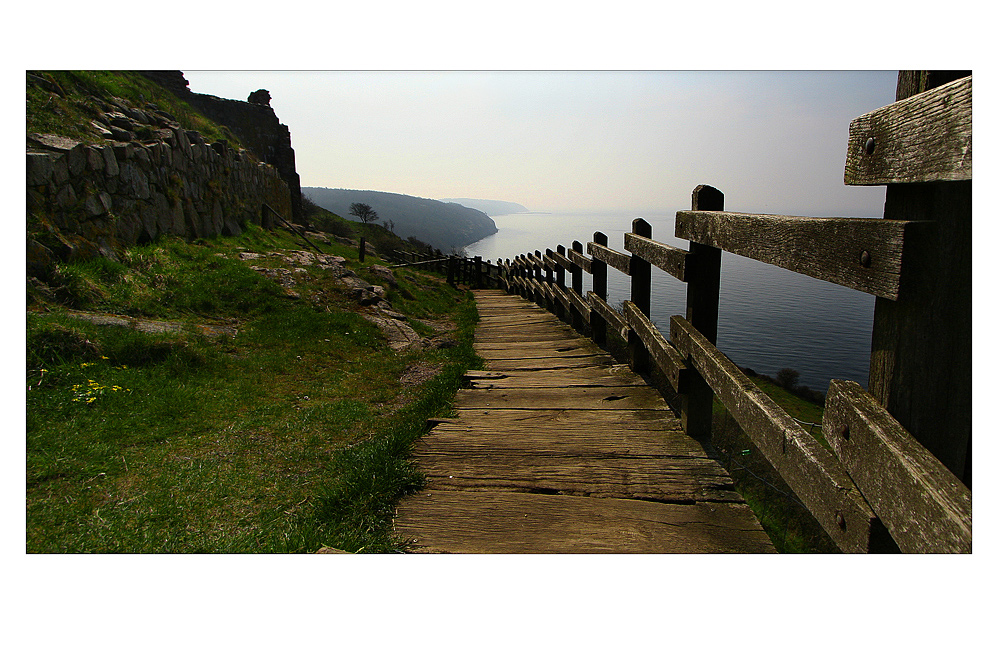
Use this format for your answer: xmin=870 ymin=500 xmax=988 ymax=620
xmin=26 ymin=124 xmax=292 ymax=275
xmin=138 ymin=71 xmax=304 ymax=224
xmin=185 ymin=92 xmax=303 ymax=224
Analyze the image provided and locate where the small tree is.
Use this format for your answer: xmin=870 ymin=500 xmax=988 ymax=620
xmin=349 ymin=202 xmax=379 ymax=225
xmin=776 ymin=368 xmax=800 ymax=390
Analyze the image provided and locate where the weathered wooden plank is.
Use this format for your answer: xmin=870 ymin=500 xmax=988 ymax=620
xmin=477 ymin=332 xmax=581 ymax=345
xmin=567 ymin=248 xmax=592 ymax=274
xmin=484 ymin=355 xmax=615 ymax=370
xmin=624 ymin=233 xmax=690 ymax=282
xmin=587 ymin=241 xmax=631 ymax=275
xmin=565 ymin=286 xmax=591 ymax=323
xmin=550 ymin=250 xmax=574 ymax=272
xmin=587 ymin=292 xmax=629 ymax=340
xmin=522 ymin=253 xmax=544 ymax=270
xmin=477 ymin=320 xmax=576 ymax=334
xmin=395 ymin=491 xmax=777 ymax=554
xmin=550 ymin=283 xmax=571 ymax=312
xmin=477 ymin=319 xmax=565 ymax=331
xmin=823 ymin=379 xmax=971 ymax=553
xmin=475 ymin=339 xmax=600 ymax=352
xmin=669 ymin=315 xmax=878 ymax=553
xmin=444 ymin=407 xmax=685 ymax=433
xmin=622 ymin=300 xmax=688 ymax=392
xmin=845 ymin=75 xmax=971 ymax=185
xmin=476 ymin=296 xmax=546 ymax=307
xmin=478 ymin=318 xmax=571 ymax=331
xmin=419 ymin=432 xmax=706 ymax=460
xmin=477 ymin=318 xmax=574 ymax=332
xmin=466 ymin=365 xmax=646 ymax=388
xmin=478 ymin=305 xmax=561 ymax=316
xmin=475 ymin=352 xmax=610 ymax=365
xmin=421 ymin=416 xmax=699 ymax=448
xmin=415 ymin=455 xmax=741 ymax=503
xmin=423 ymin=425 xmax=702 ymax=456
xmin=526 ymin=278 xmax=548 ymax=301
xmin=454 ymin=385 xmax=671 ymax=411
xmin=674 ymin=210 xmax=916 ymax=300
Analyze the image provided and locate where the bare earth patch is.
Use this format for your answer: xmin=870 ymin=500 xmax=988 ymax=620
xmin=63 ymin=310 xmax=238 ymax=338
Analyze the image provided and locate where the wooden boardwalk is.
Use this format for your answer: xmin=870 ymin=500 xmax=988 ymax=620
xmin=393 ymin=290 xmax=776 ymax=553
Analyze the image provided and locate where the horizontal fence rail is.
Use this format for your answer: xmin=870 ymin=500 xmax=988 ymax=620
xmin=673 ymin=211 xmax=917 ymax=300
xmin=845 ymin=75 xmax=971 ymax=185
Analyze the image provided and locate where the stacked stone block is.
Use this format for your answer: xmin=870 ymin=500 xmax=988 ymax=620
xmin=27 ymin=115 xmax=293 ymax=273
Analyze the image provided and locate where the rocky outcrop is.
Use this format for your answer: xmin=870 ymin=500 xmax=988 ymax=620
xmin=236 ymin=249 xmax=427 ymax=352
xmin=137 ymin=71 xmax=303 ymax=225
xmin=26 ymin=94 xmax=293 ymax=274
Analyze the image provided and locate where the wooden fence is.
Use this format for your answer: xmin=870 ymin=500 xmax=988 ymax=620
xmin=393 ymin=72 xmax=972 ymax=553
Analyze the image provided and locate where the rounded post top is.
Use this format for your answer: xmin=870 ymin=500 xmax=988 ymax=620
xmin=594 ymin=231 xmax=608 ymax=245
xmin=632 ymin=217 xmax=652 ymax=237
xmin=692 ymin=184 xmax=725 ymax=211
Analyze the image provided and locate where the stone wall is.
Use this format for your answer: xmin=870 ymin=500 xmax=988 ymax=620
xmin=138 ymin=71 xmax=303 ymax=224
xmin=27 ymin=118 xmax=292 ymax=275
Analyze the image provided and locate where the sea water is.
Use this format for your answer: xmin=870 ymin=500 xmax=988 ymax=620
xmin=465 ymin=211 xmax=875 ymax=393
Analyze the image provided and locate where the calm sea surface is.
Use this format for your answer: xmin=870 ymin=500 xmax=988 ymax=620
xmin=465 ymin=211 xmax=875 ymax=393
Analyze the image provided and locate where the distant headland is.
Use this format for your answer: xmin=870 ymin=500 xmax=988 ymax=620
xmin=438 ymin=198 xmax=529 ymax=217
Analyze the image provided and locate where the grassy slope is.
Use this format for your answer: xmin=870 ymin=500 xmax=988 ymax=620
xmin=26 ymin=70 xmax=487 ymax=553
xmin=27 ymin=70 xmax=240 ymax=146
xmin=26 ymin=225 xmax=481 ymax=553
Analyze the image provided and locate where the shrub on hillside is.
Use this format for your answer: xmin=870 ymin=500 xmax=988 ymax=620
xmin=776 ymin=368 xmax=800 ymax=390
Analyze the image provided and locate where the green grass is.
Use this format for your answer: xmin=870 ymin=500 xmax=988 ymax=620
xmin=26 ymin=224 xmax=481 ymax=553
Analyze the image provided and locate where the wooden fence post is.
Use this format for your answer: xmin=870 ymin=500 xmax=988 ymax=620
xmin=680 ymin=185 xmax=724 ymax=437
xmin=447 ymin=255 xmax=456 ymax=286
xmin=571 ymin=241 xmax=585 ymax=330
xmin=546 ymin=249 xmax=565 ymax=321
xmin=591 ymin=232 xmax=609 ymax=346
xmin=359 ymin=237 xmax=366 ymax=264
xmin=474 ymin=256 xmax=483 ymax=289
xmin=534 ymin=250 xmax=547 ymax=308
xmin=555 ymin=245 xmax=567 ymax=290
xmin=866 ymin=71 xmax=972 ymax=485
xmin=628 ymin=218 xmax=653 ymax=375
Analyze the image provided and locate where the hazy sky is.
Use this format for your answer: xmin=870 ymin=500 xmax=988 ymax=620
xmin=182 ymin=70 xmax=898 ymax=218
